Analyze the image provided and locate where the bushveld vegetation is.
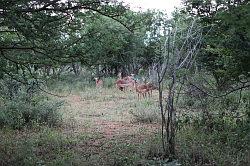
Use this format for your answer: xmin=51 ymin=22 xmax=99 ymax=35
xmin=0 ymin=0 xmax=249 ymax=165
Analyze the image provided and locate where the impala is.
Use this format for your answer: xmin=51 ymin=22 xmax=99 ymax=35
xmin=115 ymin=74 xmax=135 ymax=91
xmin=146 ymin=82 xmax=158 ymax=97
xmin=135 ymin=83 xmax=150 ymax=99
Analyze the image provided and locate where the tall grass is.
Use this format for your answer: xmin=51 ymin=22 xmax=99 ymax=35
xmin=129 ymin=100 xmax=161 ymax=123
xmin=47 ymin=74 xmax=117 ymax=94
xmin=0 ymin=127 xmax=85 ymax=166
xmin=0 ymin=96 xmax=63 ymax=129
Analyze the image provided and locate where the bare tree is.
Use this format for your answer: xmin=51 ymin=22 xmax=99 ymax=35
xmin=156 ymin=16 xmax=204 ymax=160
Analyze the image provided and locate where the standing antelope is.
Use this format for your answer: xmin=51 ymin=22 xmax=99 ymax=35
xmin=116 ymin=74 xmax=135 ymax=92
xmin=134 ymin=82 xmax=157 ymax=99
xmin=115 ymin=79 xmax=127 ymax=91
xmin=135 ymin=83 xmax=150 ymax=99
xmin=94 ymin=77 xmax=103 ymax=88
xmin=146 ymin=82 xmax=158 ymax=97
xmin=116 ymin=78 xmax=135 ymax=91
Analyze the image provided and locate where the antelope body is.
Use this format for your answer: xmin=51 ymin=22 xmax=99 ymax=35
xmin=146 ymin=82 xmax=158 ymax=97
xmin=135 ymin=82 xmax=157 ymax=99
xmin=116 ymin=74 xmax=135 ymax=91
xmin=135 ymin=83 xmax=150 ymax=99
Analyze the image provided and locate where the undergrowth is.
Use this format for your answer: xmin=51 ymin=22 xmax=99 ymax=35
xmin=0 ymin=78 xmax=63 ymax=129
xmin=175 ymin=90 xmax=250 ymax=166
xmin=129 ymin=100 xmax=161 ymax=123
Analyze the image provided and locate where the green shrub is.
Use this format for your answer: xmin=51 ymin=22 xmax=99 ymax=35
xmin=177 ymin=125 xmax=250 ymax=166
xmin=0 ymin=99 xmax=63 ymax=129
xmin=176 ymin=101 xmax=250 ymax=165
xmin=175 ymin=89 xmax=250 ymax=165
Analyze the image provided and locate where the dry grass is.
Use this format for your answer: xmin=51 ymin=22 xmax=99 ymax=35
xmin=62 ymin=87 xmax=160 ymax=124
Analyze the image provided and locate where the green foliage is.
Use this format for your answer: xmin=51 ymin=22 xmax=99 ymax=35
xmin=0 ymin=0 xmax=131 ymax=83
xmin=177 ymin=125 xmax=250 ymax=166
xmin=183 ymin=0 xmax=250 ymax=89
xmin=0 ymin=76 xmax=64 ymax=129
xmin=0 ymin=95 xmax=63 ymax=129
xmin=78 ymin=11 xmax=156 ymax=72
xmin=47 ymin=72 xmax=95 ymax=93
xmin=176 ymin=88 xmax=250 ymax=165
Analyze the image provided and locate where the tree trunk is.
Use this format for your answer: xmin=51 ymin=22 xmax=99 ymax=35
xmin=72 ymin=63 xmax=80 ymax=76
xmin=166 ymin=73 xmax=177 ymax=160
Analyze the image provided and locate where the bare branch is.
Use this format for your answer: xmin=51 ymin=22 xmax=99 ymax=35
xmin=188 ymin=82 xmax=250 ymax=98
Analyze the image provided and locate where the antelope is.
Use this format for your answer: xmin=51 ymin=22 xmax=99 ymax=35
xmin=134 ymin=83 xmax=150 ymax=99
xmin=146 ymin=82 xmax=158 ymax=97
xmin=116 ymin=78 xmax=135 ymax=91
xmin=116 ymin=73 xmax=136 ymax=92
xmin=94 ymin=77 xmax=103 ymax=88
xmin=115 ymin=79 xmax=127 ymax=91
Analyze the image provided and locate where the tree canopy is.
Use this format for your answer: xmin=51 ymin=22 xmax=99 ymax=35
xmin=183 ymin=0 xmax=250 ymax=89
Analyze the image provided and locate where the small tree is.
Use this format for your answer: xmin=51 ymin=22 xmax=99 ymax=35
xmin=156 ymin=13 xmax=204 ymax=160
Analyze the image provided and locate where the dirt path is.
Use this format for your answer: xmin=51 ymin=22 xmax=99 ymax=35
xmin=61 ymin=89 xmax=160 ymax=147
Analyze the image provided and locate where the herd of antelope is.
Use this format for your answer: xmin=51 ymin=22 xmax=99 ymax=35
xmin=95 ymin=73 xmax=157 ymax=99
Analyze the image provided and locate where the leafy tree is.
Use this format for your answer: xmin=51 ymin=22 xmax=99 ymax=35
xmin=0 ymin=0 xmax=129 ymax=81
xmin=183 ymin=0 xmax=250 ymax=90
xmin=0 ymin=0 xmax=160 ymax=81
